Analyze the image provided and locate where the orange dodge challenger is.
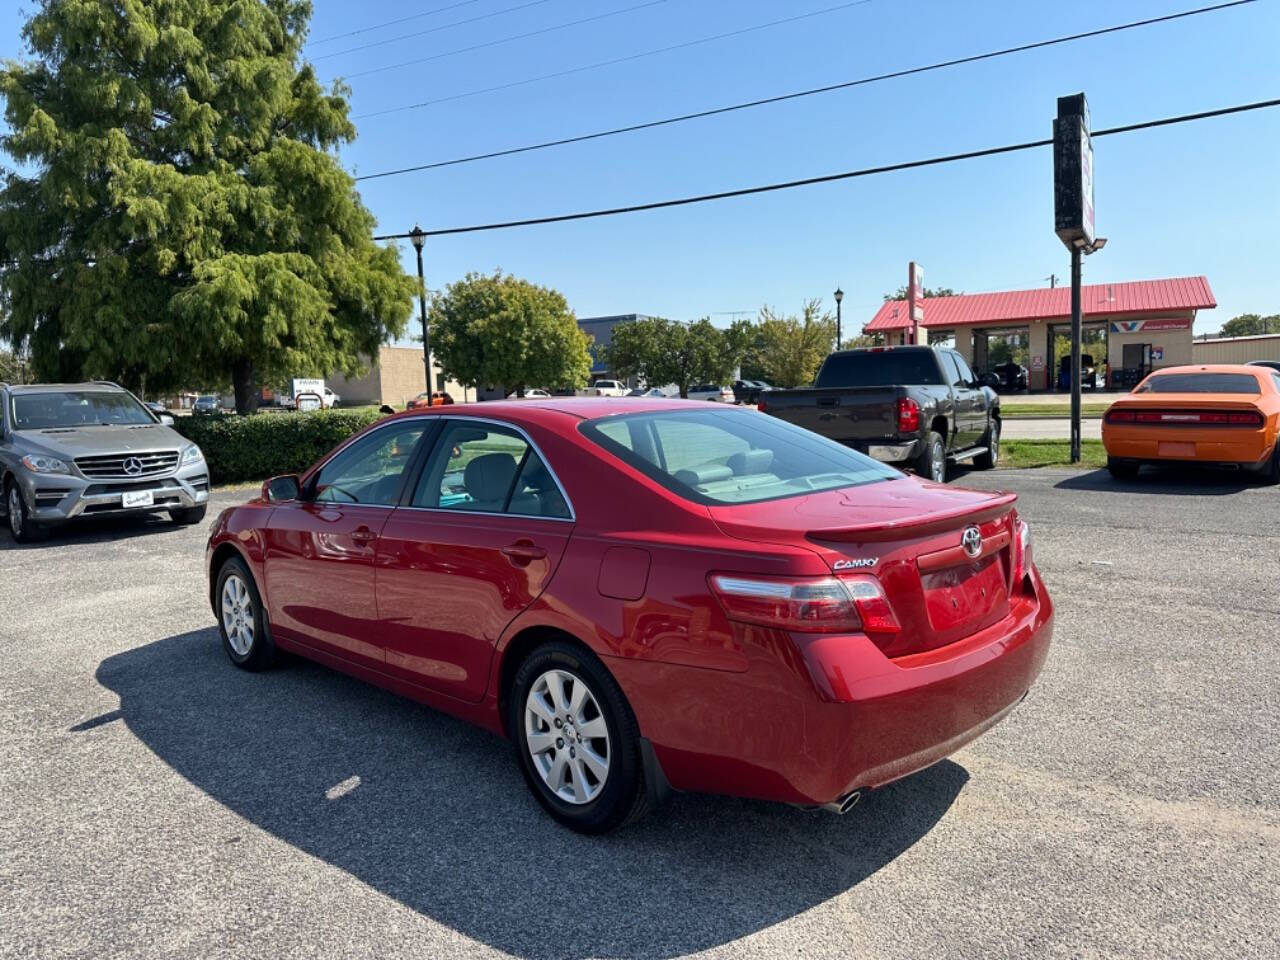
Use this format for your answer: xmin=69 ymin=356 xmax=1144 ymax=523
xmin=1102 ymin=365 xmax=1280 ymax=482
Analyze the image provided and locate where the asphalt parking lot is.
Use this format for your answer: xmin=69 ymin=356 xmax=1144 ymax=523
xmin=2 ymin=468 xmax=1278 ymax=959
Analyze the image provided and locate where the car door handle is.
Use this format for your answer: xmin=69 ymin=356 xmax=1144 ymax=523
xmin=501 ymin=540 xmax=548 ymax=565
xmin=351 ymin=526 xmax=377 ymax=544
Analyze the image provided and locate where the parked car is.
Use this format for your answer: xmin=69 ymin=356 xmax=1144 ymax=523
xmin=144 ymin=400 xmax=169 ymax=416
xmin=992 ymin=362 xmax=1029 ymax=392
xmin=591 ymin=380 xmax=627 ymax=398
xmin=192 ymin=395 xmax=220 ymax=415
xmin=732 ymin=380 xmax=772 ymax=404
xmin=406 ymin=391 xmax=454 ymax=410
xmin=522 ymin=389 xmax=552 ymax=399
xmin=1102 ymin=364 xmax=1280 ymax=482
xmin=1 ymin=381 xmax=209 ymax=542
xmin=207 ymin=398 xmax=1052 ymax=833
xmin=687 ymin=384 xmax=735 ymax=402
xmin=1057 ymin=353 xmax=1098 ymax=391
xmin=627 ymin=387 xmax=668 ymax=398
xmin=759 ymin=346 xmax=1001 ymax=482
xmin=1247 ymin=359 xmax=1280 ymax=373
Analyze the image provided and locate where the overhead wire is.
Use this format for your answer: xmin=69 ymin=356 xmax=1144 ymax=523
xmin=370 ymin=97 xmax=1280 ymax=239
xmin=312 ymin=0 xmax=557 ymax=61
xmin=352 ymin=0 xmax=1257 ymax=179
xmin=307 ymin=0 xmax=486 ymax=46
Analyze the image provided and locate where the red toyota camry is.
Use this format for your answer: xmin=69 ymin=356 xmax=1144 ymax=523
xmin=206 ymin=398 xmax=1052 ymax=833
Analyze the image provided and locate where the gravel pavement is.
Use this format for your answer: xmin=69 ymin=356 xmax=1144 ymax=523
xmin=2 ymin=467 xmax=1277 ymax=959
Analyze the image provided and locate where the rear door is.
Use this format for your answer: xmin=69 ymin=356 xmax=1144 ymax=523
xmin=374 ymin=419 xmax=574 ymax=702
xmin=262 ymin=418 xmax=430 ymax=668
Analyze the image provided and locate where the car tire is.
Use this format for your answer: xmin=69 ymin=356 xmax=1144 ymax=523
xmin=169 ymin=504 xmax=208 ymax=525
xmin=1107 ymin=456 xmax=1140 ymax=480
xmin=1261 ymin=442 xmax=1280 ymax=486
xmin=4 ymin=480 xmax=47 ymax=543
xmin=914 ymin=431 xmax=947 ymax=483
xmin=509 ymin=639 xmax=650 ymax=834
xmin=974 ymin=420 xmax=1000 ymax=470
xmin=215 ymin=557 xmax=276 ymax=671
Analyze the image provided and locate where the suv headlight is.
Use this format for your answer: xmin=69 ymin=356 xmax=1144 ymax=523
xmin=21 ymin=454 xmax=71 ymax=474
xmin=180 ymin=445 xmax=204 ymax=466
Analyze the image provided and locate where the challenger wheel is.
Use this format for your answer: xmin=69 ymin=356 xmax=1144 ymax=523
xmin=1107 ymin=456 xmax=1140 ymax=480
xmin=510 ymin=640 xmax=649 ymax=834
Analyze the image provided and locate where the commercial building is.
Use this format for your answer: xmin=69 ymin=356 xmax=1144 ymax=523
xmin=327 ymin=345 xmax=466 ymax=408
xmin=865 ymin=276 xmax=1216 ymax=390
xmin=1192 ymin=332 xmax=1280 ymax=365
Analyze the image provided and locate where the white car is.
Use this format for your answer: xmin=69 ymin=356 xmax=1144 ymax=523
xmin=522 ymin=389 xmax=551 ymax=399
xmin=687 ymin=384 xmax=735 ymax=402
xmin=591 ymin=380 xmax=627 ymax=398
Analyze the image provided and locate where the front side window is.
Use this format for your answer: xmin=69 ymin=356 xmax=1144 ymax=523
xmin=414 ymin=421 xmax=570 ymax=519
xmin=313 ymin=421 xmax=426 ymax=505
xmin=1137 ymin=373 xmax=1260 ymax=394
xmin=581 ymin=409 xmax=899 ymax=505
xmin=10 ymin=391 xmax=155 ymax=430
xmin=952 ymin=354 xmax=977 ymax=385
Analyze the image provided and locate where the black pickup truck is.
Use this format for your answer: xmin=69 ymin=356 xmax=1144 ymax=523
xmin=758 ymin=345 xmax=1001 ymax=482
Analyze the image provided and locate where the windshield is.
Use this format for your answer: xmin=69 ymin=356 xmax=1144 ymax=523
xmin=11 ymin=391 xmax=156 ymax=430
xmin=815 ymin=350 xmax=943 ymax=387
xmin=580 ymin=408 xmax=899 ymax=505
xmin=1138 ymin=372 xmax=1260 ymax=394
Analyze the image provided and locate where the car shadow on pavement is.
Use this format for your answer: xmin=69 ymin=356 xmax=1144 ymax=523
xmin=0 ymin=511 xmax=195 ymax=550
xmin=94 ymin=628 xmax=968 ymax=959
xmin=1053 ymin=466 xmax=1262 ymax=495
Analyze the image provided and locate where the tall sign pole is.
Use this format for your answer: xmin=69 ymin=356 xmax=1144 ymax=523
xmin=1054 ymin=93 xmax=1098 ymax=465
xmin=907 ymin=262 xmax=925 ymax=345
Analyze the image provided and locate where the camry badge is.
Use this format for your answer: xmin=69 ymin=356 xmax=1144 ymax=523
xmin=833 ymin=558 xmax=878 ymax=570
xmin=961 ymin=525 xmax=983 ymax=559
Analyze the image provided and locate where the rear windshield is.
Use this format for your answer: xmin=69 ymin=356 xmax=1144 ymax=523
xmin=10 ymin=391 xmax=155 ymax=430
xmin=1137 ymin=373 xmax=1260 ymax=394
xmin=580 ymin=408 xmax=899 ymax=505
xmin=815 ymin=351 xmax=943 ymax=388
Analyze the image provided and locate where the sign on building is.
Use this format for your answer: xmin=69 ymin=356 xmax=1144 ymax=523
xmin=907 ymin=262 xmax=925 ymax=343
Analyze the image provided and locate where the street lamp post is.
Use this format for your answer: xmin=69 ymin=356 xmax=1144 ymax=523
xmin=409 ymin=225 xmax=434 ymax=396
xmin=834 ymin=287 xmax=844 ymax=350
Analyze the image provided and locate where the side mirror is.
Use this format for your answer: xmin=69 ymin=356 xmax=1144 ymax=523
xmin=263 ymin=474 xmax=301 ymax=502
xmin=160 ymin=415 xmax=175 ymax=426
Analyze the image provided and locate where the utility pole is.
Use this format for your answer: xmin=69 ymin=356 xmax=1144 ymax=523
xmin=1047 ymin=274 xmax=1058 ymax=288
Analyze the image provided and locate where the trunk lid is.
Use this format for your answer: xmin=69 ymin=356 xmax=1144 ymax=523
xmin=708 ymin=477 xmax=1019 ymax=657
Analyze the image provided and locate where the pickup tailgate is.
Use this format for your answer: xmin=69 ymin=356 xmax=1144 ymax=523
xmin=761 ymin=387 xmax=904 ymax=444
xmin=709 ymin=477 xmax=1019 ymax=658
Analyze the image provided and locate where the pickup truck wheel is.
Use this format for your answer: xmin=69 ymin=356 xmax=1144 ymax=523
xmin=974 ymin=421 xmax=1000 ymax=469
xmin=915 ymin=432 xmax=947 ymax=483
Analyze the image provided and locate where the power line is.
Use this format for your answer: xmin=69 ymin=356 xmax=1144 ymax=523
xmin=353 ymin=0 xmax=1256 ymax=179
xmin=343 ymin=0 xmax=668 ymax=82
xmin=307 ymin=0 xmax=485 ymax=46
xmin=371 ymin=97 xmax=1280 ymax=239
xmin=353 ymin=0 xmax=877 ymax=119
xmin=312 ymin=0 xmax=557 ymax=62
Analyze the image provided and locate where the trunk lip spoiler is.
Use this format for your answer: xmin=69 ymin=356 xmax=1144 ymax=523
xmin=805 ymin=491 xmax=1018 ymax=543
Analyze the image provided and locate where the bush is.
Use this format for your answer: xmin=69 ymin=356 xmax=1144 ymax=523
xmin=173 ymin=409 xmax=384 ymax=484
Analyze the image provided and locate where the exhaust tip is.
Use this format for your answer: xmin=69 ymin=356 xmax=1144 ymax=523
xmin=820 ymin=790 xmax=862 ymax=815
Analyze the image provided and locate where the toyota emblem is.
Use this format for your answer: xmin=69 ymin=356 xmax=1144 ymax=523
xmin=961 ymin=525 xmax=983 ymax=559
xmin=123 ymin=456 xmax=144 ymax=476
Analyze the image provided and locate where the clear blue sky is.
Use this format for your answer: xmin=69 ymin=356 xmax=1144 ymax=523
xmin=3 ymin=0 xmax=1278 ymax=335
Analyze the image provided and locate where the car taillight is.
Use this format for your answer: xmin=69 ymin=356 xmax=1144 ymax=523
xmin=757 ymin=397 xmax=768 ymax=412
xmin=1010 ymin=518 xmax=1033 ymax=588
xmin=897 ymin=396 xmax=921 ymax=433
xmin=708 ymin=573 xmax=900 ymax=634
xmin=1106 ymin=408 xmax=1263 ymax=426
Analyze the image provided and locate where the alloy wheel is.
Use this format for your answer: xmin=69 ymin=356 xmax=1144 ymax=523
xmin=221 ymin=574 xmax=255 ymax=656
xmin=990 ymin=424 xmax=1000 ymax=465
xmin=931 ymin=440 xmax=946 ymax=483
xmin=524 ymin=668 xmax=611 ymax=804
xmin=7 ymin=487 xmax=22 ymax=538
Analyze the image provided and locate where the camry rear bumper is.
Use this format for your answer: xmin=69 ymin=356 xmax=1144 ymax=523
xmin=610 ymin=570 xmax=1053 ymax=807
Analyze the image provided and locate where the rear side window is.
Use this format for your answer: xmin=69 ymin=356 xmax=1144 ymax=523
xmin=815 ymin=351 xmax=944 ymax=387
xmin=581 ymin=409 xmax=898 ymax=505
xmin=1138 ymin=373 xmax=1260 ymax=394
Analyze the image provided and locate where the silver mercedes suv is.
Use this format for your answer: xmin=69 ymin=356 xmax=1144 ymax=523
xmin=1 ymin=381 xmax=209 ymax=542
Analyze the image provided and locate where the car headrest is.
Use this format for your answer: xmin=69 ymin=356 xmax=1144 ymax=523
xmin=464 ymin=453 xmax=518 ymax=503
xmin=727 ymin=449 xmax=774 ymax=475
xmin=673 ymin=464 xmax=734 ymax=487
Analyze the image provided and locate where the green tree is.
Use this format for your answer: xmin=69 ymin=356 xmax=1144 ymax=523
xmin=605 ymin=316 xmax=743 ymax=398
xmin=0 ymin=0 xmax=415 ymax=413
xmin=1219 ymin=313 xmax=1280 ymax=338
xmin=748 ymin=300 xmax=836 ymax=387
xmin=430 ymin=271 xmax=591 ymax=396
xmin=886 ymin=285 xmax=958 ymax=300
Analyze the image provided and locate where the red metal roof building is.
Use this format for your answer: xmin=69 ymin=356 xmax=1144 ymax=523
xmin=865 ymin=275 xmax=1217 ymax=390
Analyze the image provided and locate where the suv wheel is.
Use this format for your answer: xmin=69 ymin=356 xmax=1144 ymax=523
xmin=509 ymin=640 xmax=650 ymax=834
xmin=5 ymin=481 xmax=47 ymax=543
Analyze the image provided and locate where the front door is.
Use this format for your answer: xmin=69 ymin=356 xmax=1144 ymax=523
xmin=375 ymin=419 xmax=574 ymax=702
xmin=263 ymin=418 xmax=429 ymax=668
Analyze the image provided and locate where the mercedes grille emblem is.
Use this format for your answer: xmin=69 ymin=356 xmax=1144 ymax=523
xmin=122 ymin=456 xmax=144 ymax=476
xmin=961 ymin=525 xmax=983 ymax=559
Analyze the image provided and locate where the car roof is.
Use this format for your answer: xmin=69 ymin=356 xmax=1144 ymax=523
xmin=5 ymin=382 xmax=125 ymax=394
xmin=1147 ymin=364 xmax=1268 ymax=378
xmin=381 ymin=396 xmax=719 ymax=423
